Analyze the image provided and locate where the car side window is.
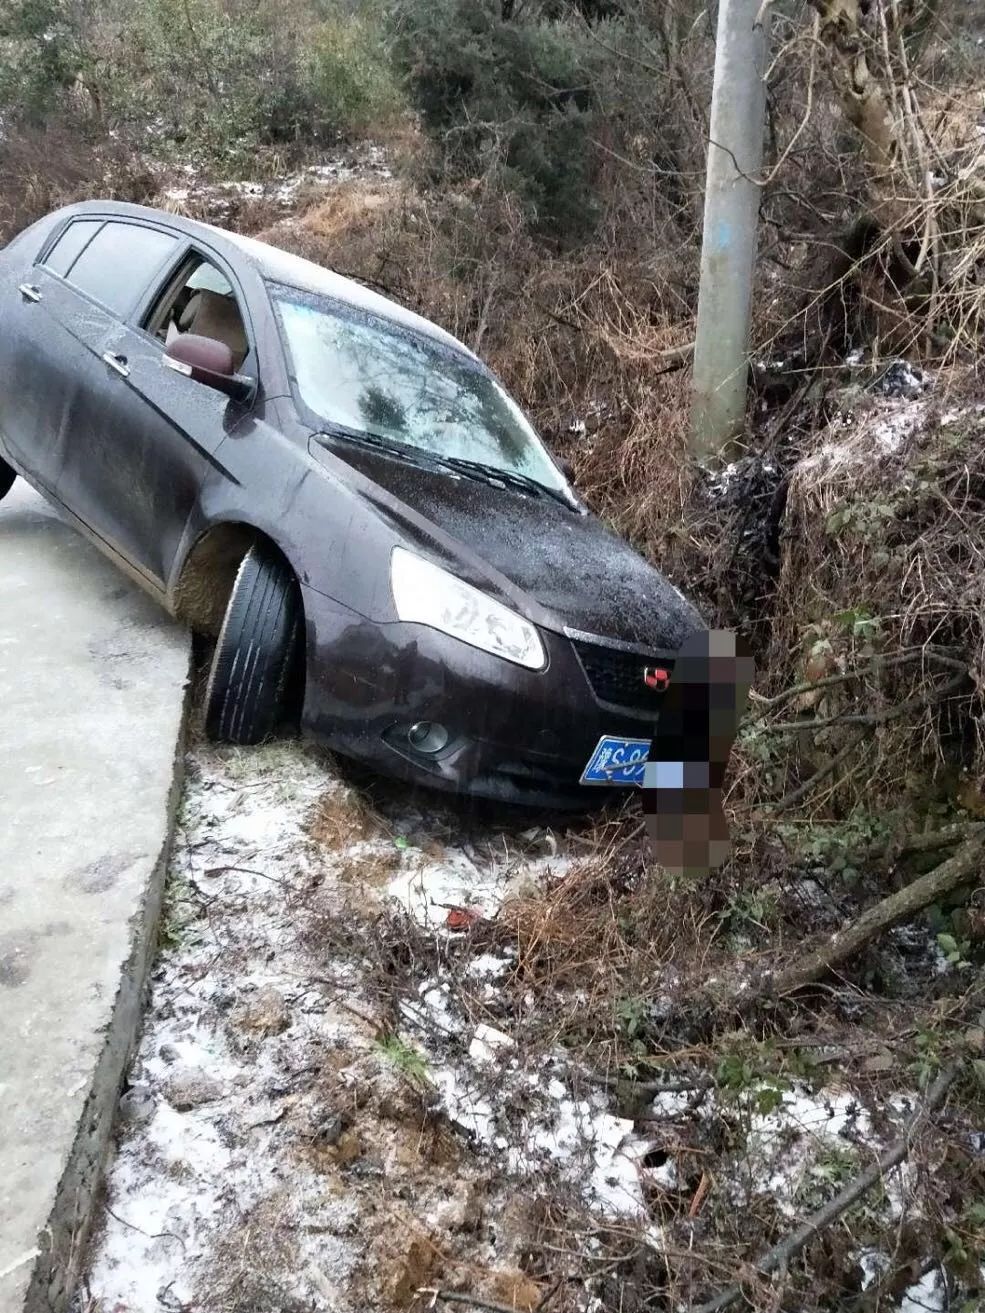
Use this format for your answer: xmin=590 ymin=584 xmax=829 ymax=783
xmin=144 ymin=255 xmax=250 ymax=371
xmin=62 ymin=221 xmax=179 ymax=317
xmin=41 ymin=219 xmax=103 ymax=277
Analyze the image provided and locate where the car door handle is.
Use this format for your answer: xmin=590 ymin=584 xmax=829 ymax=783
xmin=18 ymin=283 xmax=42 ymax=303
xmin=102 ymin=351 xmax=130 ymax=378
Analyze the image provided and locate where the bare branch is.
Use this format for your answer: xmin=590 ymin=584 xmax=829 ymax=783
xmin=767 ymin=833 xmax=985 ymax=994
xmin=420 ymin=1291 xmax=533 ymax=1313
xmin=693 ymin=1061 xmax=962 ymax=1313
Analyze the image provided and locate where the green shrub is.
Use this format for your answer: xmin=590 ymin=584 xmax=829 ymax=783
xmin=0 ymin=0 xmax=89 ymax=125
xmin=303 ymin=13 xmax=405 ymax=137
xmin=106 ymin=0 xmax=302 ymax=165
xmin=390 ymin=0 xmax=604 ymax=242
xmin=0 ymin=0 xmax=406 ymax=172
xmin=119 ymin=0 xmax=406 ymax=162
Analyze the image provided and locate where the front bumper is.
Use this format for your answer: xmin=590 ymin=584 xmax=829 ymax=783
xmin=299 ymin=586 xmax=669 ymax=808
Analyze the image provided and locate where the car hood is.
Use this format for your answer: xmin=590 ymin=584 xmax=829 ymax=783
xmin=313 ymin=438 xmax=706 ymax=650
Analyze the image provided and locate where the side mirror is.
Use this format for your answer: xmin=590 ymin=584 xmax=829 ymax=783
xmin=164 ymin=334 xmax=255 ymax=404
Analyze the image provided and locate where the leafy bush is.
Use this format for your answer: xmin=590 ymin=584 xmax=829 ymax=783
xmin=0 ymin=0 xmax=89 ymax=125
xmin=0 ymin=0 xmax=406 ymax=172
xmin=303 ymin=12 xmax=405 ymax=137
xmin=390 ymin=0 xmax=605 ymax=241
xmin=110 ymin=0 xmax=281 ymax=162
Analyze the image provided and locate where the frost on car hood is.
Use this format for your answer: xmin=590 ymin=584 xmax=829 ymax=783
xmin=329 ymin=442 xmax=706 ymax=650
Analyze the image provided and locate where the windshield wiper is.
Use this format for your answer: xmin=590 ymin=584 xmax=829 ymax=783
xmin=319 ymin=425 xmax=574 ymax=508
xmin=441 ymin=455 xmax=573 ymax=507
xmin=317 ymin=423 xmax=448 ymax=473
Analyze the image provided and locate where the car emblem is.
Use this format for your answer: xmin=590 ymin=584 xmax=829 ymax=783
xmin=643 ymin=666 xmax=670 ymax=691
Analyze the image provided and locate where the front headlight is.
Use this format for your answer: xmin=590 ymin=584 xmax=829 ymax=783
xmin=390 ymin=547 xmax=545 ymax=670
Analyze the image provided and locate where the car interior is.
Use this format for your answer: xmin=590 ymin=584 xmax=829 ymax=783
xmin=145 ymin=256 xmax=249 ymax=370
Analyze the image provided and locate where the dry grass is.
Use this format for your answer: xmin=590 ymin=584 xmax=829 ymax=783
xmin=197 ymin=1190 xmax=306 ymax=1313
xmin=308 ymin=785 xmax=387 ymax=849
xmin=298 ymin=182 xmax=403 ymax=244
xmin=0 ymin=121 xmax=157 ymax=244
xmin=762 ymin=389 xmax=984 ymax=813
xmin=336 ymin=848 xmax=402 ymax=888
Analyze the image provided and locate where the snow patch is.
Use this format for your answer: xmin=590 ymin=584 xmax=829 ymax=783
xmin=899 ymin=1268 xmax=945 ymax=1312
xmin=387 ymin=848 xmax=569 ymax=927
xmin=871 ymin=401 xmax=928 ymax=453
xmin=804 ymin=400 xmax=928 ymax=470
xmin=401 ymin=978 xmax=650 ymax=1217
xmin=469 ymin=1023 xmax=515 ymax=1064
xmin=160 ymin=146 xmax=392 ymax=213
xmin=85 ymin=746 xmax=364 ymax=1311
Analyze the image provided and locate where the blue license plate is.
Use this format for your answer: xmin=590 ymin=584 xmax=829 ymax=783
xmin=580 ymin=735 xmax=651 ymax=786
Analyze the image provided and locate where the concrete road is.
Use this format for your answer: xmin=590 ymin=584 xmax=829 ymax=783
xmin=0 ymin=483 xmax=190 ymax=1313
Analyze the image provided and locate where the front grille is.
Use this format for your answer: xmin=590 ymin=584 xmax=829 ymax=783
xmin=572 ymin=638 xmax=675 ymax=715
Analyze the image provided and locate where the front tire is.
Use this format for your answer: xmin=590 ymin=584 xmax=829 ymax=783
xmin=204 ymin=544 xmax=301 ymax=745
xmin=0 ymin=458 xmax=15 ymax=502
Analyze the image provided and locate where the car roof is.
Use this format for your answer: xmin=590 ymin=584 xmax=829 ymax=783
xmin=58 ymin=200 xmax=479 ymax=363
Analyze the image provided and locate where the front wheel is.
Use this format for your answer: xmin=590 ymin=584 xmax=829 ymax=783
xmin=0 ymin=457 xmax=15 ymax=502
xmin=204 ymin=544 xmax=301 ymax=745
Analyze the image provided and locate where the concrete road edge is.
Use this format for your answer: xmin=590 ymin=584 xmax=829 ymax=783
xmin=23 ymin=687 xmax=191 ymax=1313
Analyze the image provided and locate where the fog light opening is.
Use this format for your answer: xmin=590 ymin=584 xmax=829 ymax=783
xmin=407 ymin=721 xmax=450 ymax=755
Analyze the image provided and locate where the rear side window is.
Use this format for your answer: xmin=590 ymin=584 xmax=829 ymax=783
xmin=42 ymin=220 xmax=103 ymax=277
xmin=63 ymin=221 xmax=179 ymax=316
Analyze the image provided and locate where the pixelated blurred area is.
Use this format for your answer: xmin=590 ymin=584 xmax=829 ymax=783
xmin=644 ymin=629 xmax=754 ymax=875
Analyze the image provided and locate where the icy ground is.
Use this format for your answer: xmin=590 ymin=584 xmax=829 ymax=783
xmin=159 ymin=144 xmax=393 ymax=218
xmin=76 ymin=741 xmax=961 ymax=1312
xmin=76 ymin=742 xmax=644 ymax=1312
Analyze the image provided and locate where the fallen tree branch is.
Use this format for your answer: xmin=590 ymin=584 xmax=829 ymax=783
xmin=692 ymin=1061 xmax=961 ymax=1313
xmin=419 ymin=1290 xmax=529 ymax=1313
xmin=770 ymin=729 xmax=865 ymax=813
xmin=867 ymin=821 xmax=985 ymax=862
xmin=765 ymin=668 xmax=968 ymax=734
xmin=766 ymin=833 xmax=985 ymax=995
xmin=622 ymin=1075 xmax=716 ymax=1095
xmin=657 ymin=340 xmax=696 ymax=360
xmin=749 ymin=649 xmax=966 ymax=711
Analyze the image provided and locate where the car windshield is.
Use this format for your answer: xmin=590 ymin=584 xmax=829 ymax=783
xmin=271 ymin=285 xmax=569 ymax=496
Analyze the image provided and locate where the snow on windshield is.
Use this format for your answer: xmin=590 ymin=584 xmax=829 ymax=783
xmin=271 ymin=287 xmax=568 ymax=494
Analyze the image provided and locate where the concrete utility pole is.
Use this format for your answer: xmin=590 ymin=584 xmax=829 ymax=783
xmin=691 ymin=0 xmax=770 ymax=461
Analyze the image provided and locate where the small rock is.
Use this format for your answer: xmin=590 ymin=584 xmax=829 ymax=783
xmin=339 ymin=1052 xmax=419 ymax=1121
xmin=872 ymin=359 xmax=933 ymax=399
xmin=314 ymin=1112 xmax=346 ymax=1146
xmin=118 ymin=1083 xmax=156 ymax=1127
xmin=165 ymin=1068 xmax=223 ymax=1111
xmin=242 ymin=1099 xmax=287 ymax=1129
xmin=387 ymin=1238 xmax=438 ymax=1305
xmin=332 ymin=1128 xmax=363 ymax=1166
xmin=158 ymin=1043 xmax=180 ymax=1064
xmin=469 ymin=1024 xmax=514 ymax=1065
xmin=488 ymin=1270 xmax=543 ymax=1312
xmin=232 ymin=986 xmax=291 ymax=1037
xmin=432 ymin=1183 xmax=481 ymax=1233
xmin=863 ymin=1051 xmax=895 ymax=1073
xmin=432 ymin=1197 xmax=467 ymax=1231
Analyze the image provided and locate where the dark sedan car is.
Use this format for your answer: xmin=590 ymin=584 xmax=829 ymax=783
xmin=0 ymin=201 xmax=705 ymax=806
